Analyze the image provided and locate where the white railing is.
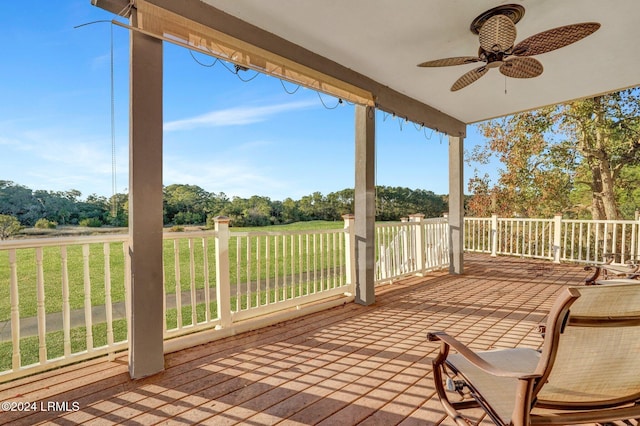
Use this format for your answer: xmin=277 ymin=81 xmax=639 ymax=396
xmin=162 ymin=231 xmax=218 ymax=338
xmin=7 ymin=213 xmax=635 ymax=383
xmin=0 ymin=235 xmax=131 ymax=383
xmin=464 ymin=215 xmax=640 ymax=265
xmin=226 ymin=228 xmax=350 ymax=323
xmin=559 ymin=219 xmax=640 ymax=264
xmin=0 ymin=214 xmax=452 ymax=382
xmin=375 ymin=215 xmax=449 ymax=283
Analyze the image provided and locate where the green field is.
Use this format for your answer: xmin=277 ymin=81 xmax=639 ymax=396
xmin=0 ymin=221 xmax=344 ymax=322
xmin=0 ymin=221 xmax=349 ymax=372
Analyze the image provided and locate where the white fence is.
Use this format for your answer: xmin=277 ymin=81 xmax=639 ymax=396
xmin=465 ymin=215 xmax=640 ymax=265
xmin=0 ymin=215 xmax=451 ymax=382
xmin=375 ymin=215 xmax=449 ymax=282
xmin=6 ymin=213 xmax=635 ymax=382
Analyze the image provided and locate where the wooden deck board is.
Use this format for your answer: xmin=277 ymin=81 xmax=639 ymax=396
xmin=0 ymin=254 xmax=609 ymax=425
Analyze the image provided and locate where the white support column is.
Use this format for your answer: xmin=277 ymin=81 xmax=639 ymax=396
xmin=128 ymin=17 xmax=164 ymax=379
xmin=354 ymin=104 xmax=376 ymax=305
xmin=449 ymin=134 xmax=465 ymax=274
xmin=214 ymin=216 xmax=232 ymax=328
xmin=409 ymin=213 xmax=425 ymax=275
xmin=342 ymin=214 xmax=356 ymax=295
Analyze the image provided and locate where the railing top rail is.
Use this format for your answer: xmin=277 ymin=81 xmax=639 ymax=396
xmin=162 ymin=230 xmax=218 ymax=240
xmin=0 ymin=233 xmax=129 ymax=250
xmin=375 ymin=218 xmax=446 ymax=229
xmin=495 ymin=218 xmax=554 ymax=223
xmin=375 ymin=222 xmax=417 ymax=229
xmin=560 ymin=219 xmax=638 ymax=225
xmin=465 ymin=216 xmax=640 ymax=225
xmin=230 ymin=228 xmax=346 ymax=238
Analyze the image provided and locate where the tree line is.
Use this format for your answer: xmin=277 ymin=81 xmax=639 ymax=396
xmin=0 ymin=180 xmax=447 ymax=232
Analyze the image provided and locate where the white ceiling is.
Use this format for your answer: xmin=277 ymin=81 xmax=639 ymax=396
xmin=202 ymin=0 xmax=640 ymax=124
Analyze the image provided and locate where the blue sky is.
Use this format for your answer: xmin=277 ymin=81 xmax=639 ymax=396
xmin=0 ymin=1 xmax=491 ymax=202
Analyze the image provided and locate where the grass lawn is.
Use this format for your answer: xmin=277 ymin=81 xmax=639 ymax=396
xmin=0 ymin=275 xmax=341 ymax=372
xmin=0 ymin=221 xmax=345 ymax=322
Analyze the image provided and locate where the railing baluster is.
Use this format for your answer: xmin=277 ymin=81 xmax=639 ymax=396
xmin=246 ymin=236 xmax=252 ymax=308
xmin=236 ymin=236 xmax=242 ymax=310
xmin=274 ymin=235 xmax=280 ymax=303
xmin=332 ymin=232 xmax=337 ymax=289
xmin=60 ymin=246 xmax=71 ymax=357
xmin=313 ymin=234 xmax=318 ymax=293
xmin=255 ymin=236 xmax=260 ymax=307
xmin=305 ymin=234 xmax=310 ymax=294
xmin=103 ymin=243 xmax=114 ymax=349
xmin=265 ymin=236 xmax=271 ymax=304
xmin=289 ymin=235 xmax=296 ymax=299
xmin=299 ymin=234 xmax=304 ymax=294
xmin=188 ymin=238 xmax=197 ymax=325
xmin=173 ymin=240 xmax=182 ymax=329
xmin=82 ymin=244 xmax=93 ymax=352
xmin=202 ymin=237 xmax=210 ymax=322
xmin=595 ymin=222 xmax=601 ymax=262
xmin=578 ymin=222 xmax=584 ymax=262
xmin=282 ymin=235 xmax=287 ymax=300
xmin=320 ymin=233 xmax=325 ymax=291
xmin=620 ymin=224 xmax=626 ymax=261
xmin=9 ymin=249 xmax=20 ymax=371
xmin=123 ymin=242 xmax=131 ymax=339
xmin=339 ymin=231 xmax=344 ymax=287
xmin=161 ymin=240 xmax=167 ymax=334
xmin=632 ymin=222 xmax=638 ymax=261
xmin=35 ymin=247 xmax=47 ymax=364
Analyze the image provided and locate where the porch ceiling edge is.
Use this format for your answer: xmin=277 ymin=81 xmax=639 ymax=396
xmin=140 ymin=0 xmax=467 ymax=137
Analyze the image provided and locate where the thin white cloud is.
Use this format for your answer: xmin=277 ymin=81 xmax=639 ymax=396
xmin=163 ymin=154 xmax=287 ymax=199
xmin=0 ymin=125 xmax=129 ymax=197
xmin=163 ymin=100 xmax=316 ymax=131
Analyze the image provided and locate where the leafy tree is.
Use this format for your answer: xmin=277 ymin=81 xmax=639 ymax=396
xmin=469 ymin=90 xmax=640 ymax=219
xmin=0 ymin=214 xmax=21 ymax=240
xmin=280 ymin=198 xmax=301 ymax=224
xmin=0 ymin=181 xmax=39 ymax=225
xmin=326 ymin=189 xmax=354 ymax=220
xmin=163 ymin=184 xmax=211 ymax=224
xmin=299 ymin=192 xmax=325 ymax=220
xmin=106 ymin=192 xmax=129 ymax=226
xmin=376 ymin=186 xmax=446 ymax=220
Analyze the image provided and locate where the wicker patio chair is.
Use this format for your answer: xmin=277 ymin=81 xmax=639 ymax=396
xmin=584 ymin=252 xmax=640 ymax=285
xmin=428 ymin=281 xmax=640 ymax=426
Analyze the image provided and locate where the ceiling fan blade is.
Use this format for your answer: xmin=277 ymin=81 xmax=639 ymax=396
xmin=417 ymin=56 xmax=480 ymax=67
xmin=500 ymin=57 xmax=543 ymax=78
xmin=512 ymin=22 xmax=600 ymax=56
xmin=479 ymin=14 xmax=517 ymax=53
xmin=451 ymin=66 xmax=488 ymax=91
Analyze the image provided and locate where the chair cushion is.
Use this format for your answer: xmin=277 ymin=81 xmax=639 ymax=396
xmin=447 ymin=347 xmax=541 ymax=425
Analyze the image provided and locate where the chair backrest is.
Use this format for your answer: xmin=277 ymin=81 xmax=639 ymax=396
xmin=534 ymin=282 xmax=640 ymax=408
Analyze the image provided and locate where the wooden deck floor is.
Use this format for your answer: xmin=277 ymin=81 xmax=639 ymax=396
xmin=0 ymin=254 xmax=627 ymax=425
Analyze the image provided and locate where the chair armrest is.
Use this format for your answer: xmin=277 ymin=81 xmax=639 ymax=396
xmin=427 ymin=331 xmax=540 ymax=379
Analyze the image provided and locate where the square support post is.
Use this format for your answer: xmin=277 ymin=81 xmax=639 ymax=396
xmin=128 ymin=18 xmax=164 ymax=379
xmin=342 ymin=214 xmax=356 ymax=295
xmin=449 ymin=134 xmax=465 ymax=274
xmin=409 ymin=213 xmax=426 ymax=275
xmin=214 ymin=216 xmax=232 ymax=327
xmin=354 ymin=105 xmax=376 ymax=305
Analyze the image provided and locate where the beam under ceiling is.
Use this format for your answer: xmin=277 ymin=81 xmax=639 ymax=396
xmin=134 ymin=0 xmax=467 ymax=137
xmin=91 ymin=0 xmax=131 ymax=16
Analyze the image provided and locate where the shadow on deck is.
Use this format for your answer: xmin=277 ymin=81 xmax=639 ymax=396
xmin=0 ymin=254 xmax=623 ymax=425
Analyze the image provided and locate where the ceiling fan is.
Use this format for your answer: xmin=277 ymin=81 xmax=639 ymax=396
xmin=417 ymin=4 xmax=600 ymax=91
